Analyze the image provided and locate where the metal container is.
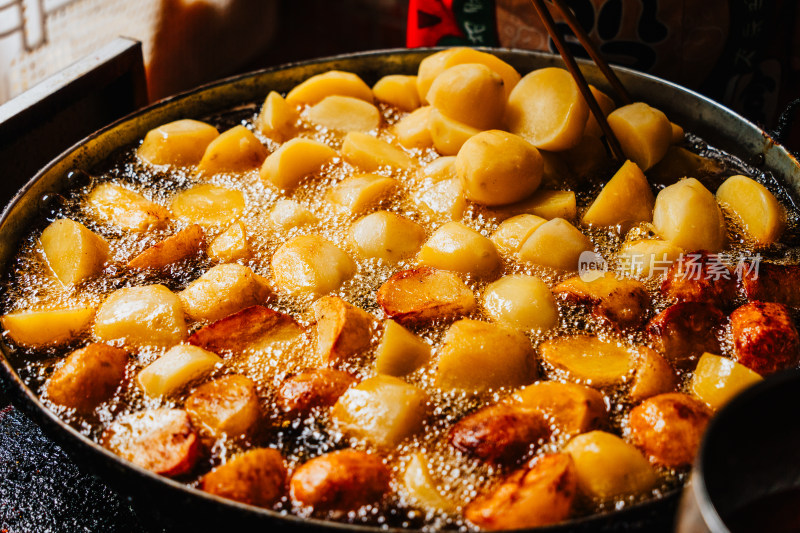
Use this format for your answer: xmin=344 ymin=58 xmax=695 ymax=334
xmin=1 ymin=48 xmax=798 ymax=532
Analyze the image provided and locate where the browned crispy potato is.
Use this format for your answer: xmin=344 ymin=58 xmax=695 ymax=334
xmin=660 ymin=251 xmax=737 ymax=307
xmin=646 ymin=302 xmax=725 ymax=369
xmin=312 ymin=296 xmax=376 ymax=367
xmin=449 ymin=403 xmax=550 ymax=465
xmin=47 ymin=343 xmax=128 ymax=412
xmin=628 ymin=392 xmax=711 ymax=467
xmin=276 ymin=368 xmax=356 ymax=418
xmin=741 ymin=263 xmax=800 ymax=307
xmin=290 ymin=450 xmax=390 ymax=511
xmin=188 ymin=305 xmax=302 ymax=355
xmin=553 ymin=272 xmax=650 ymax=329
xmin=127 ymin=225 xmax=204 ymax=270
xmin=200 ymin=448 xmax=287 ymax=507
xmin=730 ymin=301 xmax=800 ymax=376
xmin=513 ymin=381 xmax=608 ymax=439
xmin=102 ymin=408 xmax=201 ymax=477
xmin=629 ymin=347 xmax=679 ymax=402
xmin=185 ymin=375 xmax=261 ymax=437
xmin=376 ymin=267 xmax=476 ymax=326
xmin=465 ymin=453 xmax=577 ymax=530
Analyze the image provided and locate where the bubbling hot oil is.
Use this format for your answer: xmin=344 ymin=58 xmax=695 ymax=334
xmin=1 ymin=99 xmax=796 ymax=530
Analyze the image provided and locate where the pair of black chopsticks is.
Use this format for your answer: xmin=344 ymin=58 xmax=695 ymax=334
xmin=529 ymin=0 xmax=631 ymax=162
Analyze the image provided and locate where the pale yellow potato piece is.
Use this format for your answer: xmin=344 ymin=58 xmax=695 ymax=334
xmin=436 ymin=319 xmax=536 ymax=392
xmin=138 ymin=119 xmax=219 ymax=167
xmin=629 ymin=347 xmax=678 ymax=402
xmin=652 ymin=178 xmax=726 ymax=252
xmin=332 ymin=375 xmax=429 ymax=448
xmin=417 ymin=221 xmax=501 ymax=278
xmin=341 ymin=131 xmax=413 ymax=171
xmin=482 ymin=275 xmax=558 ymax=332
xmin=196 ymin=125 xmax=267 ymax=175
xmin=564 ymin=431 xmax=656 ymax=501
xmin=208 ymin=221 xmax=249 ymax=263
xmin=393 ymin=106 xmax=434 ymax=149
xmin=271 ymin=235 xmax=356 ymax=296
xmin=138 ymin=344 xmax=221 ymax=397
xmin=690 ymin=352 xmax=763 ymax=410
xmin=348 ymin=211 xmax=426 ymax=263
xmin=312 ymin=295 xmax=375 ymax=367
xmin=256 ymin=91 xmax=298 ymax=141
xmin=490 ymin=214 xmax=547 ymax=255
xmin=285 ymin=70 xmax=373 ymax=105
xmin=583 ymin=86 xmax=616 ymax=138
xmin=416 ymin=48 xmax=461 ymax=104
xmin=87 ymin=183 xmax=170 ymax=231
xmin=440 ymin=48 xmax=521 ymax=99
xmin=716 ymin=174 xmax=785 ymax=245
xmin=2 ymin=307 xmax=94 ymax=347
xmin=517 ymin=218 xmax=592 ymax=271
xmin=487 ymin=189 xmax=577 ymax=222
xmin=377 ymin=267 xmax=477 ymax=326
xmin=506 ymin=67 xmax=589 ymax=151
xmin=427 ymin=63 xmax=505 ymax=130
xmin=457 ymin=130 xmax=543 ymax=206
xmin=428 ymin=108 xmax=480 ymax=156
xmin=40 ymin=218 xmax=109 ymax=285
xmin=305 ymin=95 xmax=381 ymax=133
xmin=420 ymin=155 xmax=457 ymax=182
xmin=268 ymin=199 xmax=317 ymax=229
xmin=375 ymin=320 xmax=432 ymax=377
xmin=581 ymin=160 xmax=654 ymax=229
xmin=171 ymin=184 xmax=245 ymax=227
xmin=259 ymin=137 xmax=337 ymax=191
xmin=94 ymin=285 xmax=187 ymax=347
xmin=607 ymin=102 xmax=672 ymax=170
xmin=415 ymin=178 xmax=467 ymax=221
xmin=373 ymin=74 xmax=420 ymax=111
xmin=326 ymin=173 xmax=398 ymax=214
xmin=128 ymin=224 xmax=204 ymax=270
xmin=539 ymin=335 xmax=634 ymax=387
xmin=179 ymin=263 xmax=272 ymax=323
xmin=616 ymin=239 xmax=684 ymax=278
xmin=402 ymin=453 xmax=455 ymax=513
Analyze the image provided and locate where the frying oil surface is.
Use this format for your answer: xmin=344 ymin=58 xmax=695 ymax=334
xmin=2 ymin=95 xmax=795 ymax=530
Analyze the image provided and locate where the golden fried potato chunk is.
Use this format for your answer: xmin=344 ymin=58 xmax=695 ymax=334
xmin=646 ymin=302 xmax=725 ymax=370
xmin=513 ymin=381 xmax=608 ymax=439
xmin=539 ymin=335 xmax=634 ymax=387
xmin=653 ymin=178 xmax=726 ymax=252
xmin=271 ymin=235 xmax=356 ymax=297
xmin=629 ymin=347 xmax=679 ymax=403
xmin=94 ymin=284 xmax=187 ymax=348
xmin=188 ymin=305 xmax=302 ymax=355
xmin=402 ymin=453 xmax=456 ymax=513
xmin=465 ymin=454 xmax=577 ymax=530
xmin=185 ymin=375 xmax=261 ymax=437
xmin=41 ymin=218 xmax=109 ymax=285
xmin=102 ymin=408 xmax=200 ymax=477
xmin=207 ymin=221 xmax=249 ymax=263
xmin=87 ymin=183 xmax=170 ymax=231
xmin=554 ymin=272 xmax=650 ymax=329
xmin=581 ymin=160 xmax=654 ymax=230
xmin=285 ymin=70 xmax=373 ymax=105
xmin=376 ymin=267 xmax=476 ymax=326
xmin=373 ymin=74 xmax=420 ymax=111
xmin=375 ymin=320 xmax=431 ymax=377
xmin=137 ymin=344 xmax=221 ymax=398
xmin=179 ymin=264 xmax=272 ymax=323
xmin=256 ymin=91 xmax=298 ymax=142
xmin=449 ymin=403 xmax=550 ymax=465
xmin=628 ymin=392 xmax=711 ymax=467
xmin=276 ymin=369 xmax=356 ymax=418
xmin=416 ymin=221 xmax=501 ymax=278
xmin=138 ymin=119 xmax=219 ymax=167
xmin=341 ymin=131 xmax=413 ymax=171
xmin=290 ymin=450 xmax=390 ymax=511
xmin=201 ymin=448 xmax=287 ymax=507
xmin=660 ymin=251 xmax=737 ymax=307
xmin=2 ymin=307 xmax=95 ymax=348
xmin=730 ymin=301 xmax=800 ymax=376
xmin=312 ymin=295 xmax=376 ymax=367
xmin=196 ymin=125 xmax=267 ymax=175
xmin=690 ymin=352 xmax=763 ymax=410
xmin=427 ymin=63 xmax=505 ymax=130
xmin=47 ymin=343 xmax=128 ymax=412
xmin=170 ymin=184 xmax=245 ymax=227
xmin=127 ymin=224 xmax=204 ymax=270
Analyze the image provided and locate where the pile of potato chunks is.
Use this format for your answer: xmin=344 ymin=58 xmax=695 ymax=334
xmin=2 ymin=47 xmax=799 ymax=530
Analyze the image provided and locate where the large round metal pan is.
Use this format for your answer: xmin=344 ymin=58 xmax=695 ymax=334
xmin=0 ymin=48 xmax=798 ymax=532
